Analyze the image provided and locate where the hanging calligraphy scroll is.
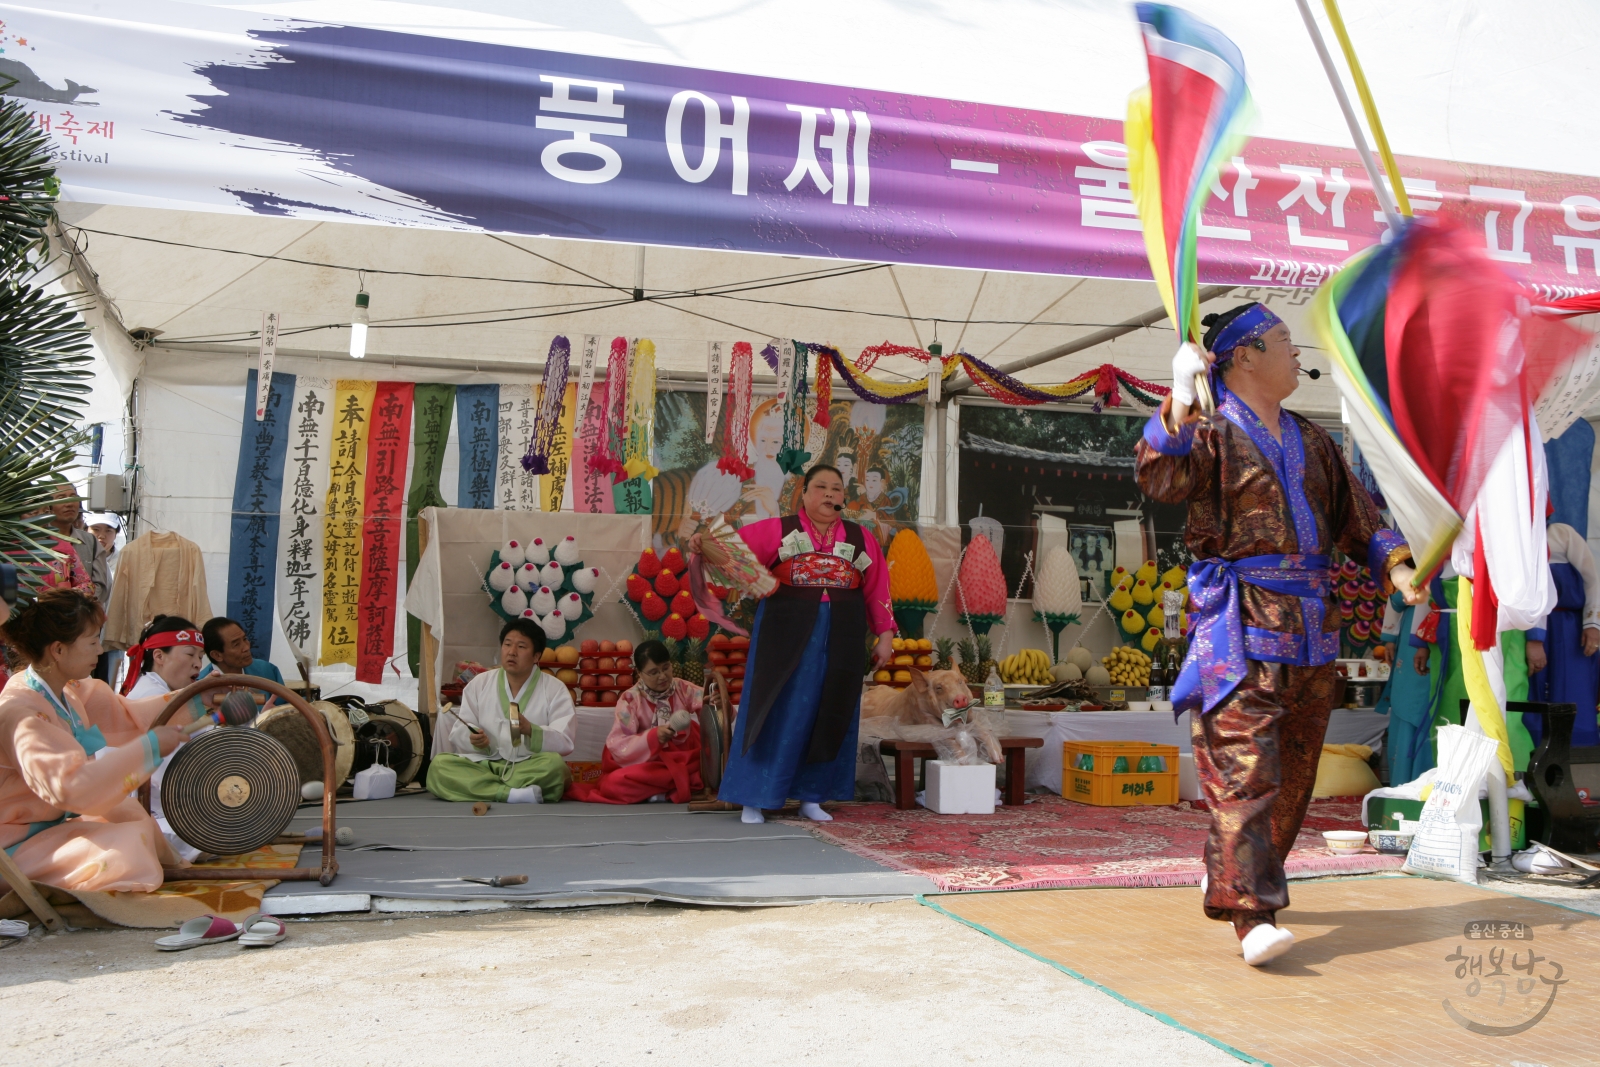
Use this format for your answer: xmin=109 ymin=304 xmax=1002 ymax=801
xmin=705 ymin=341 xmax=726 ymax=445
xmin=540 ymin=382 xmax=576 ymax=513
xmin=570 ymin=379 xmax=617 ymax=515
xmin=495 ymin=383 xmax=538 ymax=512
xmin=321 ymin=379 xmax=375 ymax=667
xmin=357 ymin=382 xmax=413 ymax=684
xmin=576 ymin=334 xmax=600 ymax=425
xmin=406 ymin=383 xmax=455 ymax=672
xmin=227 ymin=368 xmax=292 ymax=658
xmin=277 ymin=376 xmax=331 ymax=668
xmin=594 ymin=336 xmax=631 ymax=481
xmin=623 ymin=338 xmax=658 ymax=482
xmin=454 ymin=383 xmax=499 ymax=509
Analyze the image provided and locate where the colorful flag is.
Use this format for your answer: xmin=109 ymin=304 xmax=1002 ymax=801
xmin=1126 ymin=3 xmax=1252 ymax=345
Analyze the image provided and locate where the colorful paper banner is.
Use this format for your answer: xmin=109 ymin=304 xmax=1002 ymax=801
xmin=356 ymin=381 xmax=413 ymax=683
xmin=406 ymin=383 xmax=455 ymax=671
xmin=321 ymin=379 xmax=375 ymax=667
xmin=277 ymin=375 xmax=332 ymax=667
xmin=454 ymin=383 xmax=499 ymax=509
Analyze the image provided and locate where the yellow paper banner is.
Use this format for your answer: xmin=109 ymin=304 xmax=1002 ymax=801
xmin=540 ymin=381 xmax=576 ymax=513
xmin=321 ymin=379 xmax=375 ymax=666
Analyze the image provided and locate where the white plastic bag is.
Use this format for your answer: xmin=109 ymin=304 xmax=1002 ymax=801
xmin=1401 ymin=725 xmax=1500 ymax=884
xmin=352 ymin=763 xmax=397 ymax=801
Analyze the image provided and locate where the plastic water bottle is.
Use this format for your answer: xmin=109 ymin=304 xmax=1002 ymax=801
xmin=984 ymin=667 xmax=1005 ymax=709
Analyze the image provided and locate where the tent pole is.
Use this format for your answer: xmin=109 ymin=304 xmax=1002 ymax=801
xmin=1292 ymin=0 xmax=1403 ymax=230
xmin=943 ymin=284 xmax=1234 ymax=395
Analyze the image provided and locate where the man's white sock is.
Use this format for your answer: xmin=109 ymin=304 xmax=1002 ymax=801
xmin=507 ymin=786 xmax=542 ymax=804
xmin=741 ymin=805 xmax=765 ymax=824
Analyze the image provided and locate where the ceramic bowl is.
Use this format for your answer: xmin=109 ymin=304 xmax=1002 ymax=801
xmin=1368 ymin=829 xmax=1414 ymax=854
xmin=1126 ymin=701 xmax=1152 ymax=711
xmin=1323 ymin=830 xmax=1369 ymax=854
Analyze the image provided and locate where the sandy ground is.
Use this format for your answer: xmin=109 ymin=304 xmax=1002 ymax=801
xmin=5 ymin=872 xmax=1594 ymax=1067
xmin=3 ymin=897 xmax=1246 ymax=1067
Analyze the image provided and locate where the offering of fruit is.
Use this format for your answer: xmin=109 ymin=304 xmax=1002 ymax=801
xmin=615 ymin=640 xmax=633 ymax=655
xmin=892 ymin=669 xmax=913 ymax=683
xmin=556 ymin=645 xmax=580 ymax=666
xmin=1100 ymin=646 xmax=1152 ymax=686
xmin=998 ymin=648 xmax=1053 ymax=685
xmin=873 ymin=669 xmax=892 ymax=684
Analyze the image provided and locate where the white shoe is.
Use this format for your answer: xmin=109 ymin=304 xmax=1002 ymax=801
xmin=1241 ymin=924 xmax=1295 ymax=966
xmin=741 ymin=805 xmax=765 ymax=824
xmin=798 ymin=802 xmax=833 ymax=822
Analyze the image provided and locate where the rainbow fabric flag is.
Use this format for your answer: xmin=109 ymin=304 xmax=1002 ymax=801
xmin=1126 ymin=4 xmax=1253 ymax=344
xmin=1312 ymin=217 xmax=1588 ymax=582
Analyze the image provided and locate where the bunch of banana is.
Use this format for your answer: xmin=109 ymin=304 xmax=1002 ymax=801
xmin=1100 ymin=646 xmax=1152 ymax=686
xmin=999 ymin=648 xmax=1054 ymax=685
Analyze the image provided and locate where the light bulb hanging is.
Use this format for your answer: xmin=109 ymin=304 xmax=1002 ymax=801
xmin=349 ymin=288 xmax=370 ymax=360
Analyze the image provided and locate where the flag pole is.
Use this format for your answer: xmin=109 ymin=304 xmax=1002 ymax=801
xmin=1291 ymin=0 xmax=1404 ymax=231
xmin=1321 ymin=0 xmax=1413 ymax=218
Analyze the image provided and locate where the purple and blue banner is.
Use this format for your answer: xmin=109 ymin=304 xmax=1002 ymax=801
xmin=227 ymin=368 xmax=293 ymax=658
xmin=9 ymin=2 xmax=1600 ymax=294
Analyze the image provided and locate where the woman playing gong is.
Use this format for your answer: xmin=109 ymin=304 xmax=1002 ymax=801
xmin=693 ymin=464 xmax=894 ymax=824
xmin=0 ymin=588 xmax=190 ymax=892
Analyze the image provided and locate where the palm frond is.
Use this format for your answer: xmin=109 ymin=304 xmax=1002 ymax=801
xmin=0 ymin=394 xmax=86 ymax=567
xmin=0 ymin=97 xmax=60 ymax=269
xmin=0 ymin=280 xmax=93 ymax=444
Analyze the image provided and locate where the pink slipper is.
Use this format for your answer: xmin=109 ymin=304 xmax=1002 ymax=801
xmin=238 ymin=913 xmax=286 ymax=948
xmin=155 ymin=915 xmax=241 ymax=951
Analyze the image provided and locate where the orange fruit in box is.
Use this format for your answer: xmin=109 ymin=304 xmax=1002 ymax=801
xmin=918 ymin=638 xmax=933 ymax=652
xmin=730 ymin=635 xmax=749 ymax=650
xmin=915 ymin=655 xmax=933 ymax=667
xmin=727 ymin=650 xmax=746 ymax=664
xmin=873 ymin=670 xmax=892 ymax=684
xmin=710 ymin=633 xmax=731 ymax=650
xmin=709 ymin=650 xmax=729 ymax=665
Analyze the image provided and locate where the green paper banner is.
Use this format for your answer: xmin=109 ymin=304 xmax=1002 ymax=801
xmin=406 ymin=383 xmax=455 ymax=673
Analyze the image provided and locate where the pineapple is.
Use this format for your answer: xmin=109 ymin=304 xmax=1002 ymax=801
xmin=676 ymin=637 xmax=707 ymax=685
xmin=957 ymin=638 xmax=981 ymax=683
xmin=975 ymin=634 xmax=998 ymax=683
xmin=934 ymin=636 xmax=955 ymax=672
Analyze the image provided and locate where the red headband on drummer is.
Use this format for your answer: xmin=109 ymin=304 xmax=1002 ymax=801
xmin=120 ymin=629 xmax=205 ymax=695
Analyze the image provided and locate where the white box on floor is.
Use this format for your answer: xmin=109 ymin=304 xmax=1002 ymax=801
xmin=1178 ymin=753 xmax=1203 ymax=801
xmin=926 ymin=761 xmax=997 ymax=815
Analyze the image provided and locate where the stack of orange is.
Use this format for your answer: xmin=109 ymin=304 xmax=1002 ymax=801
xmin=708 ymin=633 xmax=749 ymax=700
xmin=871 ymin=637 xmax=934 ymax=687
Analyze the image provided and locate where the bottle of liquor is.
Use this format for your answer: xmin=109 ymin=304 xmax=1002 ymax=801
xmin=1146 ymin=640 xmax=1168 ymax=702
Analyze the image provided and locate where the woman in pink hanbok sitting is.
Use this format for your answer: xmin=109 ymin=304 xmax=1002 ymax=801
xmin=0 ymin=588 xmax=190 ymax=893
xmin=568 ymin=640 xmax=703 ymax=805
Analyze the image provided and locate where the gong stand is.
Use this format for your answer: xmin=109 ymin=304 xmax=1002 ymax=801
xmin=141 ymin=674 xmax=339 ymax=886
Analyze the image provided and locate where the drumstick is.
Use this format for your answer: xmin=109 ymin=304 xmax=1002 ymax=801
xmin=181 ymin=690 xmax=258 ymax=734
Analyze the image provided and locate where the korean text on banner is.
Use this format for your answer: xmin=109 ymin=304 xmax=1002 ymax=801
xmin=570 ymin=379 xmax=616 ymax=515
xmin=496 ymin=383 xmax=538 ymax=512
xmin=278 ymin=376 xmax=332 ymax=665
xmin=357 ymin=381 xmax=413 ymax=684
xmin=321 ymin=379 xmax=376 ymax=667
xmin=227 ymin=368 xmax=292 ymax=658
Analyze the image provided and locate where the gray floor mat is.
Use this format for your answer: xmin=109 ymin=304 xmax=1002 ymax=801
xmin=267 ymin=792 xmax=935 ymax=905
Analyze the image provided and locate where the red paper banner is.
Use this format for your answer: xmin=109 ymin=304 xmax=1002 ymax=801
xmin=569 ymin=384 xmax=617 ymax=515
xmin=357 ymin=381 xmax=414 ymax=683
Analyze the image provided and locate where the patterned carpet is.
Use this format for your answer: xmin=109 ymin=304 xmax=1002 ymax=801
xmin=794 ymin=796 xmax=1402 ymax=891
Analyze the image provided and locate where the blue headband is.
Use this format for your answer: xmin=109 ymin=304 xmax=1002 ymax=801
xmin=1208 ymin=304 xmax=1284 ymax=361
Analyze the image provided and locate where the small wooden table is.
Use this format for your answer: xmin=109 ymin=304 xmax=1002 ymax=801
xmin=877 ymin=736 xmax=1044 ymax=810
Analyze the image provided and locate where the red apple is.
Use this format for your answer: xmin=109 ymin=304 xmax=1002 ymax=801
xmin=727 ymin=650 xmax=746 ymax=664
xmin=600 ymin=690 xmax=619 ymax=706
xmin=615 ymin=672 xmax=634 ymax=689
xmin=730 ymin=635 xmax=750 ymax=650
xmin=614 ymin=640 xmax=633 ymax=655
xmin=730 ymin=665 xmax=745 ymax=679
xmin=580 ymin=639 xmax=600 ymax=656
xmin=579 ymin=674 xmax=598 ymax=689
xmin=709 ymin=633 xmax=732 ymax=651
xmin=712 ymin=665 xmax=730 ymax=677
xmin=579 ymin=657 xmax=599 ymax=672
xmin=599 ymin=640 xmax=616 ymax=654
xmin=709 ymin=650 xmax=729 ymax=665
xmin=581 ymin=690 xmax=600 ymax=706
xmin=597 ymin=656 xmax=616 ymax=671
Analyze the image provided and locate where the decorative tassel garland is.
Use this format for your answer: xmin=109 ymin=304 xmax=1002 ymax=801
xmin=812 ymin=343 xmax=832 ymax=429
xmin=593 ymin=336 xmax=630 ymax=482
xmin=522 ymin=335 xmax=571 ymax=474
xmin=622 ymin=338 xmax=659 ymax=482
xmin=775 ymin=339 xmax=812 ymax=476
xmin=717 ymin=341 xmax=755 ymax=480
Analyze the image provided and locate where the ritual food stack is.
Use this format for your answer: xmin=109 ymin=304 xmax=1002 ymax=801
xmin=707 ymin=633 xmax=748 ymax=702
xmin=871 ymin=637 xmax=933 ymax=686
xmin=573 ymin=638 xmax=636 ymax=707
xmin=484 ymin=535 xmax=599 ymax=644
xmin=1335 ymin=559 xmax=1384 ymax=656
xmin=1109 ymin=561 xmax=1189 ymax=649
